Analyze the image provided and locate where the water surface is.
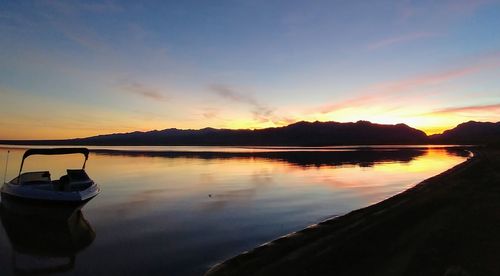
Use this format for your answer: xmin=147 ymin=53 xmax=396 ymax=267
xmin=0 ymin=146 xmax=467 ymax=275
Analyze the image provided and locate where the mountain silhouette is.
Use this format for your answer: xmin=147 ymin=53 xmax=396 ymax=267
xmin=429 ymin=121 xmax=500 ymax=145
xmin=0 ymin=120 xmax=498 ymax=146
xmin=0 ymin=121 xmax=428 ymax=146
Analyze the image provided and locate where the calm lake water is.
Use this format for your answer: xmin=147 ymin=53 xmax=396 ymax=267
xmin=0 ymin=146 xmax=467 ymax=275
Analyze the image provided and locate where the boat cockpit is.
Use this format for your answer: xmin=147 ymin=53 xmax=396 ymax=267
xmin=10 ymin=170 xmax=94 ymax=192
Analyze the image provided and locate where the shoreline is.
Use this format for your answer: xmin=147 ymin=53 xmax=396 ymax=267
xmin=207 ymin=147 xmax=500 ymax=276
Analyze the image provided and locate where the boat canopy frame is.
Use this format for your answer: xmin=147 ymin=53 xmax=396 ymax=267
xmin=17 ymin=148 xmax=90 ymax=184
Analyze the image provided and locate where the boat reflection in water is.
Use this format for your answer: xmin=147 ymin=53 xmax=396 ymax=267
xmin=0 ymin=199 xmax=95 ymax=275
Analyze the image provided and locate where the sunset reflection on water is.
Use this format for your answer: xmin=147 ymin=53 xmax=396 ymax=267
xmin=0 ymin=146 xmax=466 ymax=275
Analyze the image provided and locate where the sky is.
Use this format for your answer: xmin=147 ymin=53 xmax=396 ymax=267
xmin=1 ymin=0 xmax=499 ymax=139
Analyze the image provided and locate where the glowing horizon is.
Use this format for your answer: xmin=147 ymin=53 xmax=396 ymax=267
xmin=0 ymin=117 xmax=496 ymax=141
xmin=1 ymin=1 xmax=499 ymax=140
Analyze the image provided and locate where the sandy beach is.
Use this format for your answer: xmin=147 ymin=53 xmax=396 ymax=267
xmin=207 ymin=148 xmax=500 ymax=276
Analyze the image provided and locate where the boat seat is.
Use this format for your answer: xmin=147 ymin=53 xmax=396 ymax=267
xmin=67 ymin=170 xmax=92 ymax=191
xmin=19 ymin=171 xmax=51 ymax=185
xmin=57 ymin=175 xmax=70 ymax=191
xmin=67 ymin=170 xmax=90 ymax=182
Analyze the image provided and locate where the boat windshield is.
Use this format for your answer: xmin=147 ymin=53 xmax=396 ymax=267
xmin=15 ymin=148 xmax=89 ymax=184
xmin=10 ymin=171 xmax=51 ymax=185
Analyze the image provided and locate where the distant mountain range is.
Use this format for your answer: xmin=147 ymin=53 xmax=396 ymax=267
xmin=1 ymin=120 xmax=498 ymax=146
xmin=429 ymin=121 xmax=500 ymax=145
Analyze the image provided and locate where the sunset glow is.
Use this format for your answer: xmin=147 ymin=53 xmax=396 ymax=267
xmin=1 ymin=1 xmax=499 ymax=139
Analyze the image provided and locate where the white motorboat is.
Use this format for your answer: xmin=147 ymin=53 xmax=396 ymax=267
xmin=1 ymin=148 xmax=100 ymax=204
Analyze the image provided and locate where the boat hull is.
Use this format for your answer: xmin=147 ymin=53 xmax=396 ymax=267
xmin=0 ymin=183 xmax=100 ymax=205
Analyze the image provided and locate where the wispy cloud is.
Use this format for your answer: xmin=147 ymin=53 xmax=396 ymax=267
xmin=396 ymin=0 xmax=415 ymax=22
xmin=367 ymin=32 xmax=440 ymax=50
xmin=201 ymin=107 xmax=220 ymax=119
xmin=56 ymin=24 xmax=108 ymax=51
xmin=396 ymin=0 xmax=493 ymax=23
xmin=79 ymin=1 xmax=122 ymax=13
xmin=446 ymin=0 xmax=494 ymax=14
xmin=35 ymin=0 xmax=122 ymax=51
xmin=121 ymin=82 xmax=168 ymax=101
xmin=0 ymin=2 xmax=112 ymax=52
xmin=316 ymin=56 xmax=500 ymax=114
xmin=426 ymin=103 xmax=500 ymax=116
xmin=209 ymin=84 xmax=274 ymax=123
xmin=41 ymin=0 xmax=122 ymax=15
xmin=209 ymin=84 xmax=258 ymax=105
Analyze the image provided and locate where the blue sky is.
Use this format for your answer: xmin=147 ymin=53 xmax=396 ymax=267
xmin=1 ymin=0 xmax=499 ymax=139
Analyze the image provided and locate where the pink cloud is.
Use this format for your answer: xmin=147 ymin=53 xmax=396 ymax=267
xmin=121 ymin=81 xmax=168 ymax=101
xmin=427 ymin=103 xmax=500 ymax=115
xmin=446 ymin=0 xmax=494 ymax=14
xmin=367 ymin=32 xmax=440 ymax=50
xmin=209 ymin=83 xmax=276 ymax=123
xmin=316 ymin=55 xmax=500 ymax=114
